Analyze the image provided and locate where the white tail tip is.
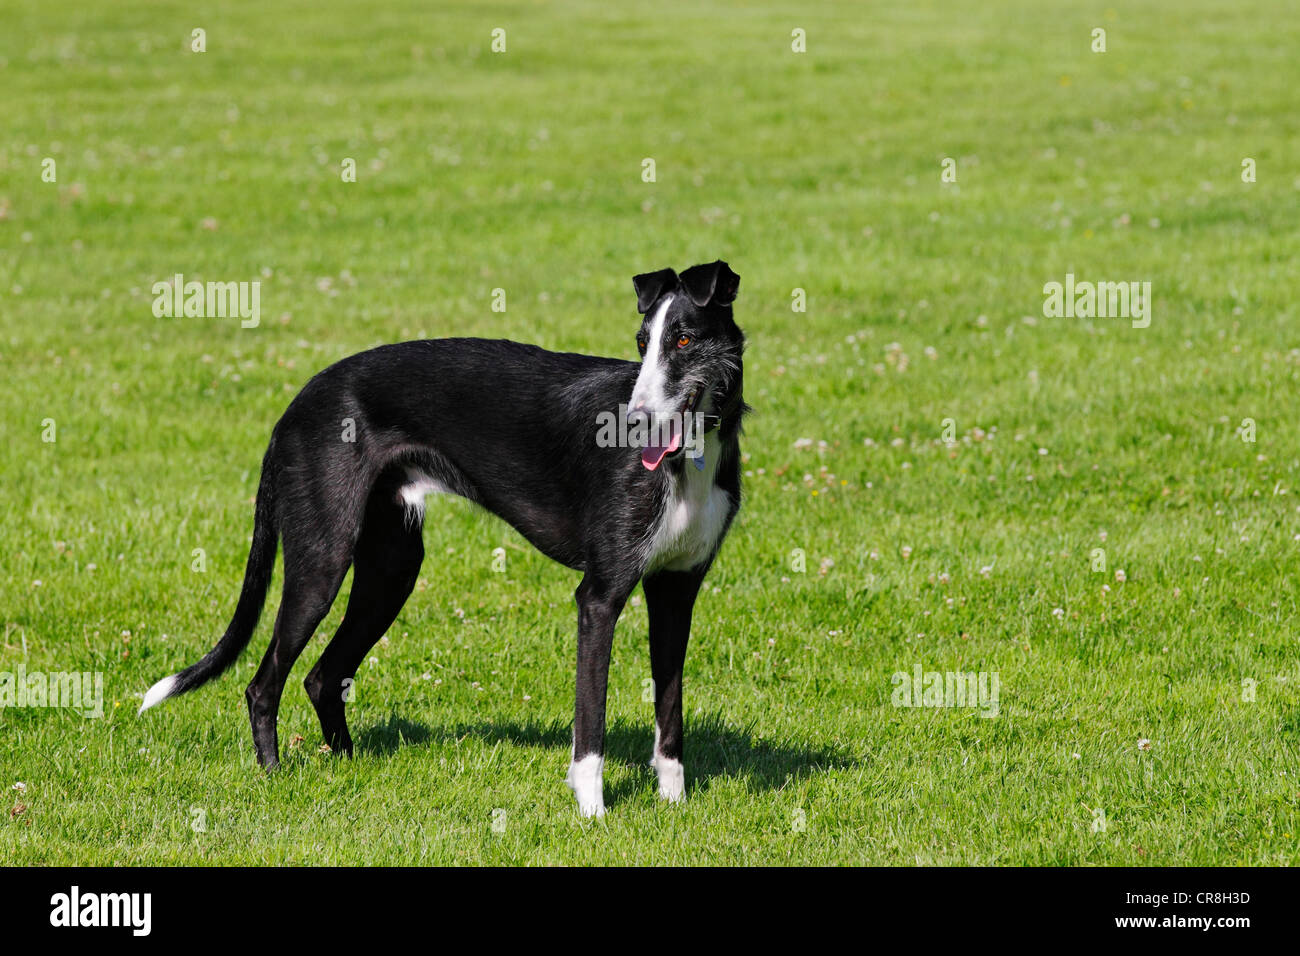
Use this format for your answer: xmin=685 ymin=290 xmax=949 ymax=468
xmin=138 ymin=675 xmax=179 ymax=715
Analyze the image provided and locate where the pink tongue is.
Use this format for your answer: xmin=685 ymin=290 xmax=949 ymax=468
xmin=641 ymin=418 xmax=681 ymax=471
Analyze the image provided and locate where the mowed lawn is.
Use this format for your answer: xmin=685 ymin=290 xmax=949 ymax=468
xmin=2 ymin=0 xmax=1298 ymax=865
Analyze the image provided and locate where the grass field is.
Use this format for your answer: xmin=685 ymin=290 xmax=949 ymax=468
xmin=2 ymin=0 xmax=1298 ymax=865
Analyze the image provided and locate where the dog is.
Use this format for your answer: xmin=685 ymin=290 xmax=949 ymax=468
xmin=139 ymin=259 xmax=746 ymax=817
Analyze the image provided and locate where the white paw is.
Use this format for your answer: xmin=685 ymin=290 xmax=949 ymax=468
xmin=651 ymin=753 xmax=685 ymax=803
xmin=566 ymin=754 xmax=605 ymax=818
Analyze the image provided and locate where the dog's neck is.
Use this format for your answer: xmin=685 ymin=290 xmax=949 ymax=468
xmin=667 ymin=382 xmax=744 ymax=479
xmin=709 ymin=371 xmax=747 ymax=441
xmin=700 ymin=387 xmax=745 ymax=435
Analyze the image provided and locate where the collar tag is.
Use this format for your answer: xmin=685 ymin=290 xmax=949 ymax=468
xmin=685 ymin=411 xmax=706 ymax=470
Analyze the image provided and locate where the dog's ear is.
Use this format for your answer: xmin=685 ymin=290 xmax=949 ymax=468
xmin=679 ymin=260 xmax=740 ymax=308
xmin=633 ymin=268 xmax=679 ymax=314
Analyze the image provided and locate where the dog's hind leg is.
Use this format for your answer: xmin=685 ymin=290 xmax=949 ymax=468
xmin=642 ymin=568 xmax=705 ymax=803
xmin=245 ymin=523 xmax=355 ymax=769
xmin=304 ymin=481 xmax=424 ymax=755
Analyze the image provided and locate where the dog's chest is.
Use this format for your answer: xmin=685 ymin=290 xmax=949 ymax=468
xmin=644 ymin=441 xmax=734 ymax=573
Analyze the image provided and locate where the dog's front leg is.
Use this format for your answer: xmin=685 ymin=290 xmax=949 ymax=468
xmin=643 ymin=568 xmax=705 ymax=803
xmin=567 ymin=574 xmax=632 ymax=818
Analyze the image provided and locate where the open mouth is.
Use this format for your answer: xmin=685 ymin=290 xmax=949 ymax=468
xmin=640 ymin=386 xmax=703 ymax=471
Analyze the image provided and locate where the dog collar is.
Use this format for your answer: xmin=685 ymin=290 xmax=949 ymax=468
xmin=700 ymin=390 xmax=743 ymax=433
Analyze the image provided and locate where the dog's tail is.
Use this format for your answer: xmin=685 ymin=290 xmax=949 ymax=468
xmin=138 ymin=450 xmax=279 ymax=715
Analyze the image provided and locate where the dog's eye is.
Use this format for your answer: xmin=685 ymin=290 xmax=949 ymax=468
xmin=676 ymin=335 xmax=691 ymax=348
xmin=636 ymin=337 xmax=647 ymax=354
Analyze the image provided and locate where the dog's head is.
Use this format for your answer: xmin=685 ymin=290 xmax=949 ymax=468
xmin=628 ymin=260 xmax=744 ymax=470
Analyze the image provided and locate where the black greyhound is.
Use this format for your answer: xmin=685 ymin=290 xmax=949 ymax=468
xmin=139 ymin=260 xmax=746 ymax=816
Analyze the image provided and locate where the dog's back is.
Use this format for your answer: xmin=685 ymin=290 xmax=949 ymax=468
xmin=278 ymin=338 xmax=645 ymax=568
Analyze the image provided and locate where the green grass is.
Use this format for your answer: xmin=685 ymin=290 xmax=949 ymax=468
xmin=2 ymin=0 xmax=1299 ymax=865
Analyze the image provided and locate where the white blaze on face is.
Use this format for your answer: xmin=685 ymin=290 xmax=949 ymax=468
xmin=629 ymin=295 xmax=674 ymax=413
xmin=630 ymin=295 xmax=685 ymax=471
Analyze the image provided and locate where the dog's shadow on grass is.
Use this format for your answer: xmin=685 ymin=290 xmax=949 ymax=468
xmin=355 ymin=712 xmax=855 ymax=805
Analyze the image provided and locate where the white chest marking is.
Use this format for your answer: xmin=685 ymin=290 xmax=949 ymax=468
xmin=644 ymin=432 xmax=732 ymax=572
